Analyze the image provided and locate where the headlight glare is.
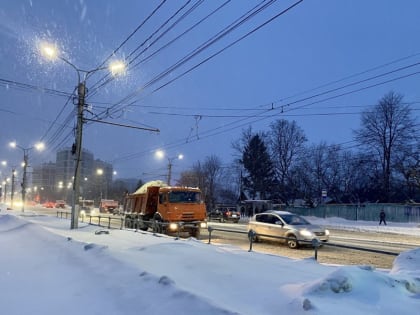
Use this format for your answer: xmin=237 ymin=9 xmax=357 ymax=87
xmin=299 ymin=230 xmax=313 ymax=237
xmin=169 ymin=223 xmax=178 ymax=230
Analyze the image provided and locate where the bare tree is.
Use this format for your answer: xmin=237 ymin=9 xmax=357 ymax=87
xmin=354 ymin=92 xmax=417 ymax=201
xmin=202 ymin=155 xmax=223 ymax=210
xmin=179 ymin=156 xmax=223 ymax=210
xmin=178 ymin=170 xmax=201 ymax=188
xmin=269 ymin=119 xmax=307 ymax=201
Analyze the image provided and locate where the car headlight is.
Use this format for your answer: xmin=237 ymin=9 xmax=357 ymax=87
xmin=325 ymin=229 xmax=330 ymax=236
xmin=200 ymin=222 xmax=207 ymax=228
xmin=299 ymin=230 xmax=313 ymax=237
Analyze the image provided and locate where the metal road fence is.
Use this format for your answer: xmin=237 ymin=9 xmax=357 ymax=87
xmin=56 ymin=211 xmax=199 ymax=238
xmin=207 ymin=226 xmax=400 ymax=262
xmin=56 ymin=210 xmax=402 ymax=264
xmin=285 ymin=203 xmax=420 ymax=223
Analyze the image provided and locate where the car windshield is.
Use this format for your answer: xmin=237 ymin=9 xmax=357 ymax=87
xmin=168 ymin=191 xmax=201 ymax=203
xmin=280 ymin=214 xmax=310 ymax=225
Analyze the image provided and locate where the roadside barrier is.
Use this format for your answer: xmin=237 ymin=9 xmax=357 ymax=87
xmin=207 ymin=226 xmax=400 ymax=261
xmin=56 ymin=211 xmax=201 ymax=238
xmin=56 ymin=211 xmax=401 ymax=262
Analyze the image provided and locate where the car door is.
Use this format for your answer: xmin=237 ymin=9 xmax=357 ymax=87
xmin=259 ymin=214 xmax=279 ymax=238
xmin=264 ymin=214 xmax=282 ymax=238
xmin=252 ymin=214 xmax=268 ymax=235
xmin=271 ymin=214 xmax=287 ymax=239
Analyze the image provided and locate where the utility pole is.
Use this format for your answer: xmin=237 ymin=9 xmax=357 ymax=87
xmin=11 ymin=169 xmax=15 ymax=208
xmin=21 ymin=150 xmax=29 ymax=212
xmin=71 ymin=81 xmax=86 ymax=229
xmin=167 ymin=161 xmax=172 ymax=186
xmin=3 ymin=182 xmax=6 ymax=203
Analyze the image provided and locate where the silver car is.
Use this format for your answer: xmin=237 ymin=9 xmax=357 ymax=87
xmin=247 ymin=211 xmax=329 ymax=249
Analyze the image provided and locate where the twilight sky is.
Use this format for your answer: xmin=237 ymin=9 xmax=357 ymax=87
xmin=1 ymin=0 xmax=419 ymax=181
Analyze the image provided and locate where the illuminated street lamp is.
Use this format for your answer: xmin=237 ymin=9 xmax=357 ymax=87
xmin=155 ymin=150 xmax=184 ymax=185
xmin=9 ymin=141 xmax=44 ymax=211
xmin=39 ymin=41 xmax=126 ymax=229
xmin=96 ymin=168 xmax=104 ymax=200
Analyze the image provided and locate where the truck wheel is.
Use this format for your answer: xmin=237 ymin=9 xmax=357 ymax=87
xmin=152 ymin=219 xmax=163 ymax=234
xmin=190 ymin=228 xmax=200 ymax=238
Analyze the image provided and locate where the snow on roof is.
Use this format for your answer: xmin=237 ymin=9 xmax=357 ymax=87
xmin=132 ymin=180 xmax=167 ymax=195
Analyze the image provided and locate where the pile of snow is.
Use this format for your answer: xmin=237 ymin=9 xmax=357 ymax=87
xmin=0 ymin=210 xmax=419 ymax=315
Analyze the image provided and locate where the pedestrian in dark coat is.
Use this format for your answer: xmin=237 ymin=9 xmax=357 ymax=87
xmin=379 ymin=209 xmax=387 ymax=225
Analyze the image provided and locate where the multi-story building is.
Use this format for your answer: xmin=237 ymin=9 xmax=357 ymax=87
xmin=55 ymin=148 xmax=94 ymax=189
xmin=32 ymin=162 xmax=56 ymax=202
xmin=32 ymin=148 xmax=117 ymax=205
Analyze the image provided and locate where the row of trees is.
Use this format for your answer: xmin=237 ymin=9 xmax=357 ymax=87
xmin=178 ymin=92 xmax=419 ymax=209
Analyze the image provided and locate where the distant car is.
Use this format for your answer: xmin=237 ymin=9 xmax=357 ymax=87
xmin=208 ymin=207 xmax=241 ymax=223
xmin=43 ymin=202 xmax=55 ymax=208
xmin=247 ymin=210 xmax=329 ymax=249
xmin=55 ymin=200 xmax=66 ymax=208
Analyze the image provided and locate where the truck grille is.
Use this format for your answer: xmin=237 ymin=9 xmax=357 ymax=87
xmin=181 ymin=212 xmax=195 ymax=220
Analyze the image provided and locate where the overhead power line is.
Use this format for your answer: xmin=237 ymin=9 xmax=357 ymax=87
xmin=97 ymin=0 xmax=300 ymax=121
xmin=0 ymin=78 xmax=72 ymax=98
xmin=111 ymin=67 xmax=420 ymax=164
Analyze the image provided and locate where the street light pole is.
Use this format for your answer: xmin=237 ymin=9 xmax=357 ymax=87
xmin=11 ymin=168 xmax=15 ymax=208
xmin=39 ymin=42 xmax=126 ymax=229
xmin=167 ymin=154 xmax=183 ymax=186
xmin=21 ymin=149 xmax=29 ymax=212
xmin=9 ymin=142 xmax=44 ymax=211
xmin=155 ymin=150 xmax=183 ymax=186
xmin=2 ymin=180 xmax=7 ymax=204
xmin=167 ymin=160 xmax=173 ymax=186
xmin=71 ymin=81 xmax=86 ymax=229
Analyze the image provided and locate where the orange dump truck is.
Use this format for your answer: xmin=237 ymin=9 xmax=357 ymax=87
xmin=99 ymin=199 xmax=119 ymax=214
xmin=123 ymin=180 xmax=207 ymax=237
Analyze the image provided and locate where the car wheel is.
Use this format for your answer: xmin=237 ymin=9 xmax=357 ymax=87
xmin=287 ymin=235 xmax=299 ymax=249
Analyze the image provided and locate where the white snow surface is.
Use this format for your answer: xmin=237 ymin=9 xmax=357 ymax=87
xmin=0 ymin=207 xmax=419 ymax=315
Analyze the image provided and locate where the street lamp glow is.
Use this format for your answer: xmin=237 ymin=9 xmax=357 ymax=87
xmin=96 ymin=168 xmax=104 ymax=176
xmin=109 ymin=60 xmax=126 ymax=76
xmin=1 ymin=160 xmax=7 ymax=166
xmin=39 ymin=42 xmax=59 ymax=60
xmin=9 ymin=141 xmax=16 ymax=149
xmin=35 ymin=142 xmax=45 ymax=151
xmin=155 ymin=150 xmax=165 ymax=159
